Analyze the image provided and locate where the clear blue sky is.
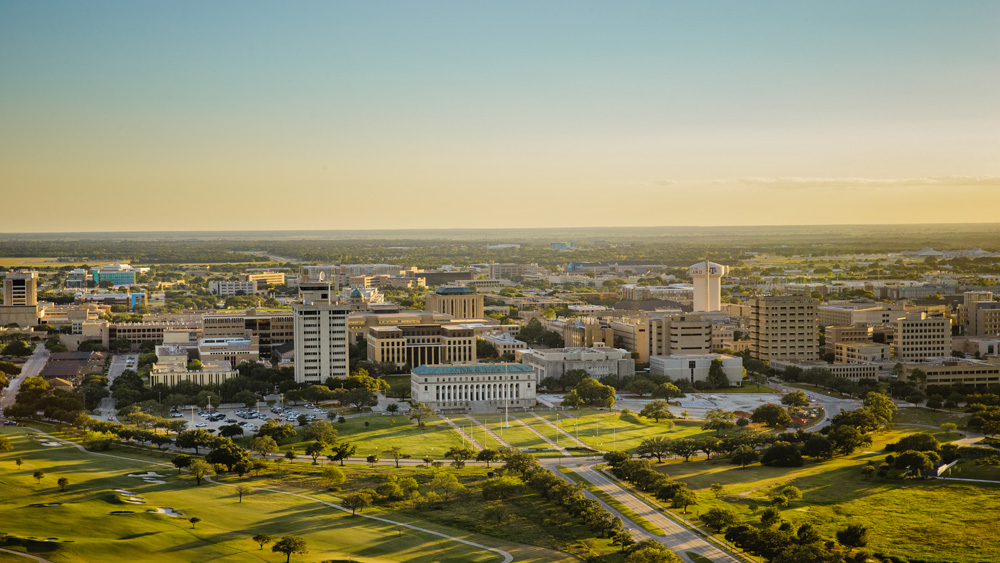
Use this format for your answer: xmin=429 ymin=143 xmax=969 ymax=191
xmin=2 ymin=1 xmax=998 ymax=231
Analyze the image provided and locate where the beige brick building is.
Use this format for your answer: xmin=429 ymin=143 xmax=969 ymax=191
xmin=424 ymin=287 xmax=484 ymax=319
xmin=750 ymin=295 xmax=819 ymax=361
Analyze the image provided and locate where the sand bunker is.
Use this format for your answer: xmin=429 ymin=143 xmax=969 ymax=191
xmin=143 ymin=479 xmax=167 ymax=484
xmin=112 ymin=489 xmax=135 ymax=495
xmin=147 ymin=507 xmax=182 ymax=517
xmin=41 ymin=441 xmax=61 ymax=447
xmin=122 ymin=496 xmax=145 ymax=504
xmin=127 ymin=472 xmax=165 ymax=478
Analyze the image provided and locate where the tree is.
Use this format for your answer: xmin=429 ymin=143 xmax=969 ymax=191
xmin=408 ymin=402 xmax=435 ymax=427
xmin=482 ymin=475 xmax=525 ymax=500
xmin=428 ymin=471 xmax=466 ymax=500
xmin=761 ymin=441 xmax=803 ymax=467
xmin=625 ymin=541 xmax=683 ymax=563
xmin=252 ymin=533 xmax=272 ymax=550
xmin=189 ymin=517 xmax=201 ymax=528
xmin=171 ymin=454 xmax=192 ymax=474
xmin=893 ymin=450 xmax=936 ymax=473
xmin=175 ymin=429 xmax=217 ymax=454
xmin=827 ymin=425 xmax=872 ymax=456
xmin=57 ymin=477 xmax=69 ymax=491
xmin=574 ymin=377 xmax=616 ymax=408
xmin=671 ymin=488 xmax=697 ymax=514
xmin=751 ymin=404 xmax=791 ymax=427
xmin=188 ymin=459 xmax=214 ymax=485
xmin=206 ymin=439 xmax=252 ymax=471
xmin=235 ymin=485 xmax=251 ymax=503
xmin=701 ymin=408 xmax=735 ymax=435
xmin=343 ymin=388 xmax=378 ymax=411
xmin=331 ymin=443 xmax=356 ymax=466
xmin=780 ymin=390 xmax=809 ymax=407
xmin=387 ymin=446 xmax=407 ymax=468
xmin=305 ymin=442 xmax=328 ymax=464
xmin=637 ymin=437 xmax=672 ymax=462
xmin=710 ymin=483 xmax=724 ymax=498
xmin=33 ymin=470 xmax=44 ymax=484
xmin=321 ymin=466 xmax=345 ymax=488
xmin=639 ymin=400 xmax=674 ymax=423
xmin=836 ymin=524 xmax=870 ymax=551
xmin=249 ymin=436 xmax=279 ymax=459
xmin=706 ymin=359 xmax=731 ymax=389
xmin=444 ymin=446 xmax=475 ymax=468
xmin=344 ymin=492 xmax=372 ymax=515
xmin=366 ymin=453 xmax=378 ymax=467
xmin=668 ymin=438 xmax=699 ymax=462
xmin=475 ymin=448 xmax=500 ymax=468
xmin=732 ymin=445 xmax=759 ymax=468
xmin=701 ymin=507 xmax=739 ymax=532
xmin=257 ymin=420 xmax=297 ymax=442
xmin=219 ymin=424 xmax=245 ymax=439
xmin=863 ymin=392 xmax=897 ymax=427
xmin=386 ymin=402 xmax=399 ymax=413
xmin=801 ymin=434 xmax=834 ymax=460
xmin=652 ymin=382 xmax=684 ymax=399
xmin=940 ymin=422 xmax=958 ymax=438
xmin=272 ymin=536 xmax=308 ymax=563
xmin=0 ymin=436 xmax=12 ymax=453
xmin=626 ymin=378 xmax=658 ymax=397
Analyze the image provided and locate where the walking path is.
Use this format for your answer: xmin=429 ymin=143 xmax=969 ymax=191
xmin=527 ymin=412 xmax=594 ymax=450
xmin=437 ymin=415 xmax=484 ymax=450
xmin=21 ymin=428 xmax=512 ymax=563
xmin=510 ymin=414 xmax=570 ymax=455
xmin=464 ymin=415 xmax=512 ymax=449
xmin=0 ymin=548 xmax=57 ymax=563
xmin=550 ymin=459 xmax=744 ymax=563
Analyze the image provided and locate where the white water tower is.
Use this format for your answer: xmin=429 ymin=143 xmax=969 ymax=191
xmin=689 ymin=260 xmax=729 ymax=312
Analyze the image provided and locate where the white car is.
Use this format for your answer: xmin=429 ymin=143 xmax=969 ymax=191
xmin=195 ymin=423 xmax=207 ymax=428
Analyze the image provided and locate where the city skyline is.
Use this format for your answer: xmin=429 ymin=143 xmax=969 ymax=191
xmin=2 ymin=1 xmax=998 ymax=232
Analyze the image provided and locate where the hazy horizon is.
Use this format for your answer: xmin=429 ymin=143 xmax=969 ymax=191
xmin=3 ymin=1 xmax=998 ymax=231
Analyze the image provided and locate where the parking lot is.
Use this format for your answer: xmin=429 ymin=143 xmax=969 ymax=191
xmin=173 ymin=402 xmax=333 ymax=436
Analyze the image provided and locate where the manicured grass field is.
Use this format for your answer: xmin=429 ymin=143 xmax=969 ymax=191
xmin=471 ymin=414 xmax=550 ymax=451
xmin=658 ymin=425 xmax=1000 ymax=563
xmin=553 ymin=411 xmax=718 ymax=454
xmin=262 ymin=414 xmax=468 ymax=460
xmin=893 ymin=406 xmax=971 ymax=427
xmin=0 ymin=427 xmax=595 ymax=563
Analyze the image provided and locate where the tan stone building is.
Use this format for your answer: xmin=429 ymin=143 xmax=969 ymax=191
xmin=150 ymin=345 xmax=238 ymax=387
xmin=424 ymin=287 xmax=484 ymax=320
xmin=893 ymin=313 xmax=951 ymax=362
xmin=750 ymin=295 xmax=819 ymax=361
xmin=367 ymin=324 xmax=476 ymax=368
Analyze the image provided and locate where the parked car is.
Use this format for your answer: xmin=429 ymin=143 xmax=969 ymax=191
xmin=2 ymin=420 xmax=17 ymax=426
xmin=195 ymin=422 xmax=207 ymax=428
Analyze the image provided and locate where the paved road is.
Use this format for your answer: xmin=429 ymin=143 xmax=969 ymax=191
xmin=1 ymin=345 xmax=50 ymax=415
xmin=771 ymin=381 xmax=862 ymax=430
xmin=107 ymin=353 xmax=138 ymax=383
xmin=542 ymin=458 xmax=743 ymax=563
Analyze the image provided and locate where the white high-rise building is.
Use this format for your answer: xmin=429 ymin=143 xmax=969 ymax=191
xmin=689 ymin=260 xmax=729 ymax=312
xmin=293 ymin=283 xmax=350 ymax=384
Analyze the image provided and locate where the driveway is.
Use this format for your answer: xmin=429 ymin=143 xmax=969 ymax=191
xmin=1 ymin=345 xmax=50 ymax=415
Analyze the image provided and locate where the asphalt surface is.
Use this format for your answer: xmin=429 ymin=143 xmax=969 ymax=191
xmin=1 ymin=345 xmax=50 ymax=415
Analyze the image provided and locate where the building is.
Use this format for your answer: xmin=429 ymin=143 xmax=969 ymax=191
xmin=81 ymin=319 xmax=201 ymax=349
xmin=824 ymin=324 xmax=874 ymax=354
xmin=607 ymin=318 xmax=649 ymax=362
xmin=479 ymin=332 xmax=527 ymax=357
xmin=689 ymin=260 xmax=729 ymax=313
xmin=967 ymin=301 xmax=1000 ymax=337
xmin=202 ymin=310 xmax=294 ymax=361
xmin=4 ymin=271 xmax=38 ymax=306
xmin=648 ymin=313 xmax=714 ymax=357
xmin=66 ymin=268 xmax=88 ymax=288
xmin=749 ymin=295 xmax=819 ymax=361
xmin=367 ymin=324 xmax=477 ymax=368
xmin=240 ymin=272 xmax=286 ymax=287
xmin=518 ymin=346 xmax=634 ymax=383
xmin=769 ymin=359 xmax=879 ymax=382
xmin=488 ymin=263 xmax=532 ymax=279
xmin=959 ymin=292 xmax=993 ymax=334
xmin=410 ymin=363 xmax=537 ymax=414
xmin=649 ymin=353 xmax=743 ymax=386
xmin=91 ymin=264 xmax=138 ymax=286
xmin=893 ymin=313 xmax=951 ymax=362
xmin=293 ymin=283 xmax=350 ymax=384
xmin=424 ymin=286 xmax=484 ymax=319
xmin=547 ymin=317 xmax=615 ymax=348
xmin=198 ymin=337 xmax=258 ymax=368
xmin=208 ymin=280 xmax=259 ymax=296
xmin=818 ymin=301 xmax=913 ymax=328
xmin=835 ymin=342 xmax=891 ymax=364
xmin=902 ymin=358 xmax=1000 ymax=388
xmin=618 ymin=284 xmax=692 ymax=302
xmin=149 ymin=345 xmax=238 ymax=387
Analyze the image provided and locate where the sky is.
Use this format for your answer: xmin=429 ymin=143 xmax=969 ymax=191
xmin=2 ymin=1 xmax=999 ymax=232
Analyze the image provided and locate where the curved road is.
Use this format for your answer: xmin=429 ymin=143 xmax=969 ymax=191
xmin=1 ymin=345 xmax=50 ymax=415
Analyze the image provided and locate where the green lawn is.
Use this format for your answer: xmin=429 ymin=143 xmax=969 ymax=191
xmin=0 ymin=428 xmax=520 ymax=563
xmin=0 ymin=427 xmax=627 ymax=563
xmin=657 ymin=426 xmax=1000 ymax=563
xmin=553 ymin=411 xmax=719 ymax=454
xmin=250 ymin=414 xmax=469 ymax=460
xmin=893 ymin=407 xmax=971 ymax=428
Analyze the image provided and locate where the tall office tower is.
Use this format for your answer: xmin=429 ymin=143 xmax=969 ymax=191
xmin=293 ymin=283 xmax=350 ymax=384
xmin=750 ymin=295 xmax=819 ymax=361
xmin=424 ymin=286 xmax=484 ymax=319
xmin=689 ymin=260 xmax=729 ymax=312
xmin=893 ymin=313 xmax=952 ymax=361
xmin=4 ymin=271 xmax=38 ymax=306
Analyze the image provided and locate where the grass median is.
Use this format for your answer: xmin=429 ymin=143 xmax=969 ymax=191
xmin=556 ymin=466 xmax=665 ymax=537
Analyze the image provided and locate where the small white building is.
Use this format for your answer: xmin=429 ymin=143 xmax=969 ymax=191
xmin=479 ymin=331 xmax=527 ymax=357
xmin=410 ymin=363 xmax=537 ymax=414
xmin=649 ymin=353 xmax=743 ymax=386
xmin=208 ymin=280 xmax=259 ymax=296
